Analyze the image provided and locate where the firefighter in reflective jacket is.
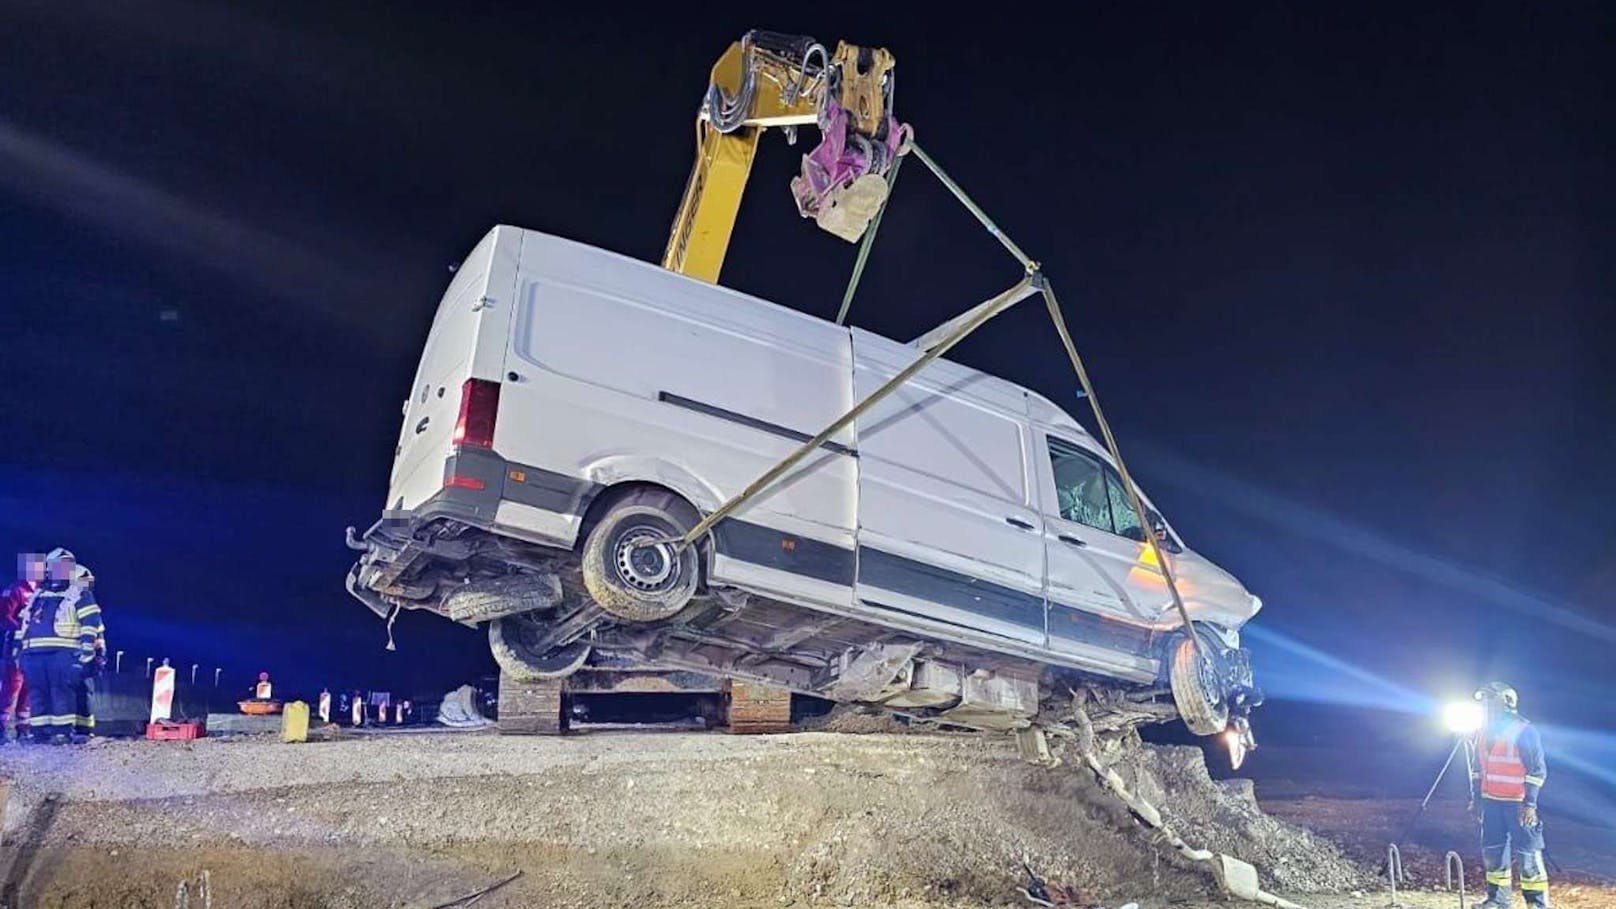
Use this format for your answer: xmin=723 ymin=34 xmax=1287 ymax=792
xmin=17 ymin=549 xmax=105 ymax=745
xmin=1470 ymin=682 xmax=1548 ymax=909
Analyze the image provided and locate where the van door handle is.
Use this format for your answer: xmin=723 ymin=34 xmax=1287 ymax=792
xmin=1058 ymin=534 xmax=1088 ymax=548
xmin=1005 ymin=516 xmax=1035 ymax=531
xmin=414 ymin=417 xmax=430 ymax=435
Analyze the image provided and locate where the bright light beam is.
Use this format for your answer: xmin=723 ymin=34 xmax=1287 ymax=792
xmin=1243 ymin=624 xmax=1434 ymax=714
xmin=1443 ymin=701 xmax=1484 ymax=734
xmin=1136 ymin=446 xmax=1616 ymax=644
xmin=0 ymin=116 xmax=390 ymax=338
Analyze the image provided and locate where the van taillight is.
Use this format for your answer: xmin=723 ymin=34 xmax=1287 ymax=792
xmin=452 ymin=378 xmax=500 ymax=449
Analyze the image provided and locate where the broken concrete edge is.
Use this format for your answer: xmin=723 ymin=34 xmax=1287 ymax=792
xmin=1031 ymin=719 xmax=1312 ymax=909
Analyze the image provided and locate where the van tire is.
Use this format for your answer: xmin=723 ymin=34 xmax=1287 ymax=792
xmin=489 ymin=615 xmax=592 ymax=681
xmin=442 ymin=573 xmax=564 ymax=624
xmin=1169 ymin=635 xmax=1229 ymax=736
xmin=581 ymin=488 xmax=701 ymax=623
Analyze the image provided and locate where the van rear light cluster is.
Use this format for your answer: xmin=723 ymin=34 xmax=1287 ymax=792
xmin=452 ymin=378 xmax=500 ymax=450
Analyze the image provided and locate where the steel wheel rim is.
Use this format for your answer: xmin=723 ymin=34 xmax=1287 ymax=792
xmin=613 ymin=524 xmax=679 ymax=592
xmin=1197 ymin=650 xmax=1226 ymax=711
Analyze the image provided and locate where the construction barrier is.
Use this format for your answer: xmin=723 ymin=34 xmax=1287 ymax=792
xmin=82 ymin=674 xmax=214 ymax=737
xmin=150 ymin=662 xmax=176 ymax=724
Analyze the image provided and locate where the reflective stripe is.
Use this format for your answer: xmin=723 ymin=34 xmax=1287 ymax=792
xmin=75 ymin=605 xmax=100 ymax=619
xmin=1523 ymin=775 xmax=1546 ymax=786
xmin=29 ymin=713 xmax=75 ymax=725
xmin=71 ymin=714 xmax=94 ymax=727
xmin=1486 ymin=870 xmax=1514 ymax=885
xmin=1520 ymin=878 xmax=1549 ymax=892
xmin=21 ymin=637 xmax=80 ymax=650
xmin=1485 ymin=773 xmax=1527 ymax=784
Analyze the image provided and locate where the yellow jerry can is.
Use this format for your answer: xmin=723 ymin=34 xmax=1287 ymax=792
xmin=281 ymin=700 xmax=310 ymax=743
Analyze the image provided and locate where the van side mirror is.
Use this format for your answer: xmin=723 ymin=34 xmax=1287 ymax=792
xmin=1147 ymin=511 xmax=1183 ymax=554
xmin=1123 ymin=514 xmax=1183 ymax=553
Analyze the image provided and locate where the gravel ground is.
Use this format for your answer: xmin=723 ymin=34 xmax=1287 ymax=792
xmin=0 ymin=728 xmax=1541 ymax=909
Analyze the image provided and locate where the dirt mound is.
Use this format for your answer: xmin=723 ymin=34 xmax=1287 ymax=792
xmin=1111 ymin=743 xmax=1368 ymax=893
xmin=0 ymin=730 xmax=1367 ymax=908
xmin=803 ymin=704 xmax=917 ymax=735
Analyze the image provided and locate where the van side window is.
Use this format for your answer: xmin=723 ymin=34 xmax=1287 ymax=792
xmin=1047 ymin=438 xmax=1115 ymax=533
xmin=1103 ymin=471 xmax=1143 ymax=540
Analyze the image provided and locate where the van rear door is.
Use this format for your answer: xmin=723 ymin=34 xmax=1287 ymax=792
xmin=850 ymin=331 xmax=1047 ymax=646
xmin=387 ymin=228 xmax=517 ymax=512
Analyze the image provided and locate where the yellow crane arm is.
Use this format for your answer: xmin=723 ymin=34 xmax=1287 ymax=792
xmin=662 ymin=32 xmax=902 ymax=284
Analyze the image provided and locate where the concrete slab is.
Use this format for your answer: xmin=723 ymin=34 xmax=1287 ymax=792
xmin=204 ymin=713 xmax=282 ymax=735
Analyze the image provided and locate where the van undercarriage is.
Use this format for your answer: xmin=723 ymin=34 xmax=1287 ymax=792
xmin=348 ymin=498 xmax=1260 ymax=744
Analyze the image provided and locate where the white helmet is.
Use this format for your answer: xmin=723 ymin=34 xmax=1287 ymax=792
xmin=1474 ymin=681 xmax=1519 ymax=711
xmin=45 ymin=547 xmax=76 ymax=566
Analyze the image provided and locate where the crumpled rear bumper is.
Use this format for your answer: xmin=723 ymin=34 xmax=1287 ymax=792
xmin=343 ymin=478 xmax=495 ymax=620
xmin=345 ymin=553 xmax=393 ymax=619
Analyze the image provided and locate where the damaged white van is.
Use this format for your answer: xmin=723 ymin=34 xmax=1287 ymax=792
xmin=347 ymin=226 xmax=1264 ymax=743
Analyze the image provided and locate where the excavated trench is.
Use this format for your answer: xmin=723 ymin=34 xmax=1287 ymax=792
xmin=0 ymin=727 xmax=1367 ymax=909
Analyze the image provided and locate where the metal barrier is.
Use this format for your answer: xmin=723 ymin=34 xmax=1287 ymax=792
xmin=173 ymin=869 xmax=211 ymax=909
xmin=1387 ymin=843 xmax=1406 ymax=908
xmin=1445 ymin=851 xmax=1468 ymax=909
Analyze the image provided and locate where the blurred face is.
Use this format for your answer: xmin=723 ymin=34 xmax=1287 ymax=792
xmin=47 ymin=558 xmax=76 ymax=582
xmin=16 ymin=553 xmax=45 ymax=584
xmin=1482 ymin=692 xmax=1511 ymax=721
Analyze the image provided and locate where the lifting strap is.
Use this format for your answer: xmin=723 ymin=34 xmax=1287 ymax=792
xmin=659 ymin=141 xmax=1206 ymax=664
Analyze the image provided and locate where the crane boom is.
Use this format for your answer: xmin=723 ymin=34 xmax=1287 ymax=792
xmin=662 ymin=31 xmax=908 ymax=283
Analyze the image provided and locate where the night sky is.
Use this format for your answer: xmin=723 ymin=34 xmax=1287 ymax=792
xmin=2 ymin=3 xmax=1612 ymax=785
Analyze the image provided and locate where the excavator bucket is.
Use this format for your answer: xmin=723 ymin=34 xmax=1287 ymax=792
xmin=809 ymin=172 xmax=890 ymax=242
xmin=790 ymin=42 xmax=909 ymax=242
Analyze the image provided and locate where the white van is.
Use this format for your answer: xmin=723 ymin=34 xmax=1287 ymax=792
xmin=347 ymin=226 xmax=1264 ymax=738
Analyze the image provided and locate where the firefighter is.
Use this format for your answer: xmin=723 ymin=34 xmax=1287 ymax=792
xmin=1 ymin=552 xmax=45 ymax=743
xmin=1470 ymin=682 xmax=1548 ymax=909
xmin=17 ymin=549 xmax=105 ymax=745
xmin=70 ymin=564 xmax=104 ymax=741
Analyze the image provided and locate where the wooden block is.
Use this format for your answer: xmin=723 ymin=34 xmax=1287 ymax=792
xmin=497 ymin=674 xmax=566 ymax=735
xmin=727 ymin=680 xmax=792 ymax=735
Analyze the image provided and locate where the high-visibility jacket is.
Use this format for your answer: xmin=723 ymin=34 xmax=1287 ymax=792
xmin=18 ymin=581 xmax=103 ymax=655
xmin=1473 ymin=716 xmax=1547 ymax=804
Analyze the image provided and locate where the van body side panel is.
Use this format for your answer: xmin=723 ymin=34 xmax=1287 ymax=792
xmin=850 ymin=330 xmax=1048 ymax=646
xmin=499 ymin=232 xmax=856 ymax=601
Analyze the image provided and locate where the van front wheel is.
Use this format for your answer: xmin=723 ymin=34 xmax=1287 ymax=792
xmin=1169 ymin=635 xmax=1230 ymax=736
xmin=581 ymin=489 xmax=701 ymax=622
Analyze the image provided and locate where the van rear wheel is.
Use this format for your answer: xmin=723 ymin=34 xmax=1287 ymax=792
xmin=581 ymin=488 xmax=701 ymax=622
xmin=1169 ymin=635 xmax=1229 ymax=736
xmin=489 ymin=614 xmax=592 ymax=681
